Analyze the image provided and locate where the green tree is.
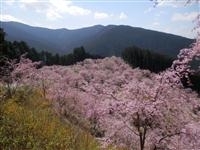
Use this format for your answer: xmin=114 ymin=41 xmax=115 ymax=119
xmin=121 ymin=46 xmax=173 ymax=73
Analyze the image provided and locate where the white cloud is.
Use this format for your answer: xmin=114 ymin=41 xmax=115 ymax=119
xmin=65 ymin=5 xmax=91 ymax=16
xmin=119 ymin=12 xmax=127 ymax=20
xmin=19 ymin=1 xmax=49 ymax=12
xmin=48 ymin=0 xmax=72 ymax=12
xmin=46 ymin=9 xmax=62 ymax=20
xmin=152 ymin=22 xmax=160 ymax=26
xmin=94 ymin=12 xmax=110 ymax=19
xmin=172 ymin=12 xmax=198 ymax=22
xmin=0 ymin=14 xmax=25 ymax=23
xmin=17 ymin=0 xmax=91 ymax=20
xmin=49 ymin=0 xmax=91 ymax=16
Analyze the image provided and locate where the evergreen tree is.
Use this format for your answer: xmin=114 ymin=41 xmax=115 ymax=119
xmin=121 ymin=46 xmax=173 ymax=73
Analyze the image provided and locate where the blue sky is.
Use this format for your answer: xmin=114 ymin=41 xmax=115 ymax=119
xmin=0 ymin=0 xmax=199 ymax=38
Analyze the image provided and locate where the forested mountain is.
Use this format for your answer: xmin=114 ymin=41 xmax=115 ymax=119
xmin=84 ymin=25 xmax=194 ymax=57
xmin=1 ymin=21 xmax=194 ymax=57
xmin=0 ymin=28 xmax=102 ymax=66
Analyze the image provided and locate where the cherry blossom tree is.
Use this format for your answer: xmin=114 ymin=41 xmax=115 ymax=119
xmin=11 ymin=55 xmax=200 ymax=149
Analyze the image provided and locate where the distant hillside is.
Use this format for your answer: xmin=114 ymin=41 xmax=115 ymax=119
xmin=84 ymin=25 xmax=194 ymax=57
xmin=1 ymin=21 xmax=194 ymax=57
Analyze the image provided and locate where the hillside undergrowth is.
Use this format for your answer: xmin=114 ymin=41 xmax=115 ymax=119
xmin=0 ymin=87 xmax=101 ymax=150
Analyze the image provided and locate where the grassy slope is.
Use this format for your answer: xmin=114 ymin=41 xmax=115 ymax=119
xmin=0 ymin=87 xmax=100 ymax=150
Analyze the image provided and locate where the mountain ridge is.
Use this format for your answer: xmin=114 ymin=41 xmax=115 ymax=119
xmin=1 ymin=21 xmax=194 ymax=57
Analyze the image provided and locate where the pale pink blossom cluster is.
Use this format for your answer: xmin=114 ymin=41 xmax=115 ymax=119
xmin=170 ymin=38 xmax=200 ymax=84
xmin=12 ymin=55 xmax=200 ymax=149
xmin=11 ymin=55 xmax=41 ymax=86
